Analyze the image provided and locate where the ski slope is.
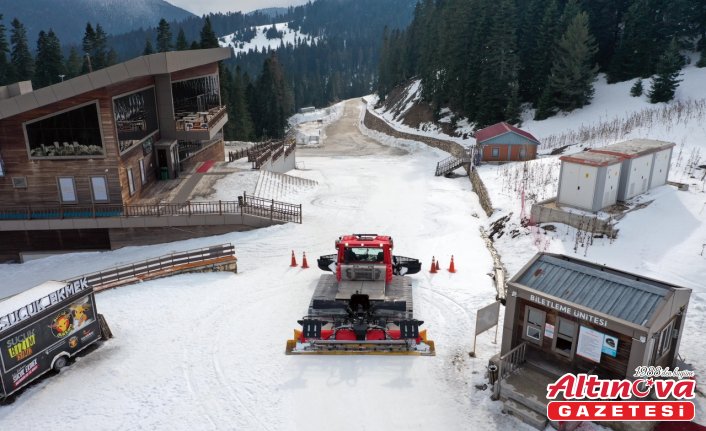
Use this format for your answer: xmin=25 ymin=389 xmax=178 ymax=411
xmin=0 ymin=100 xmax=523 ymax=430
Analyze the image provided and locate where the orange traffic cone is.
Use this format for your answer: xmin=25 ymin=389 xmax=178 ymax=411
xmin=302 ymin=252 xmax=309 ymax=269
xmin=448 ymin=255 xmax=456 ymax=273
xmin=430 ymin=256 xmax=437 ymax=273
xmin=290 ymin=250 xmax=298 ymax=267
xmin=435 ymin=259 xmax=440 ymax=271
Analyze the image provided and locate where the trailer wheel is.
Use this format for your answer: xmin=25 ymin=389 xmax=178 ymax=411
xmin=52 ymin=355 xmax=68 ymax=372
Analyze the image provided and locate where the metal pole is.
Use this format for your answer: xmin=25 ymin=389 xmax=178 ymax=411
xmin=471 ymin=334 xmax=477 ymax=357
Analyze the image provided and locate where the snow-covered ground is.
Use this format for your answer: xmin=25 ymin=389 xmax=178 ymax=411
xmin=367 ymin=61 xmax=706 ymax=423
xmin=0 ymin=100 xmax=525 ymax=430
xmin=219 ymin=22 xmax=319 ymax=55
xmin=2 ymin=61 xmax=706 ymax=427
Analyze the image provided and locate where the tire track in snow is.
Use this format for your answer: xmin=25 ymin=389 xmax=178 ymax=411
xmin=180 ymin=280 xmax=288 ymax=430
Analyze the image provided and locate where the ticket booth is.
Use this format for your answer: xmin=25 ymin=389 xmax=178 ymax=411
xmin=501 ymin=253 xmax=691 ymax=379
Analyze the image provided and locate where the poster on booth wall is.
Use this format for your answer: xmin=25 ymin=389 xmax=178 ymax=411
xmin=576 ymin=325 xmax=603 ymax=363
xmin=544 ymin=323 xmax=555 ymax=339
xmin=602 ymin=334 xmax=619 ymax=357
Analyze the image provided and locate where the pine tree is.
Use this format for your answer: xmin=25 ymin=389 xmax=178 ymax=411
xmin=189 ymin=41 xmax=200 ymax=50
xmin=65 ymin=46 xmax=82 ymax=79
xmin=608 ymin=0 xmax=660 ymax=82
xmin=200 ymin=17 xmax=219 ymax=49
xmin=10 ymin=18 xmax=33 ymax=82
xmin=534 ymin=87 xmax=555 ymax=120
xmin=0 ymin=15 xmax=9 ymax=85
xmin=176 ymin=28 xmax=188 ymax=51
xmin=81 ymin=23 xmax=96 ymax=73
xmin=648 ymin=38 xmax=683 ymax=103
xmin=143 ymin=38 xmax=154 ymax=55
xmin=253 ymin=54 xmax=292 ymax=139
xmin=34 ymin=29 xmax=64 ymax=88
xmin=93 ymin=24 xmax=109 ymax=68
xmin=156 ymin=18 xmax=173 ymax=53
xmin=230 ymin=66 xmax=255 ymax=140
xmin=546 ymin=11 xmax=598 ymax=112
xmin=630 ymin=80 xmax=643 ymax=97
xmin=525 ymin=0 xmax=561 ymax=103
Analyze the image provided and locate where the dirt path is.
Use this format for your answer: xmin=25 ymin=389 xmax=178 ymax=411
xmin=302 ymin=99 xmax=407 ymax=157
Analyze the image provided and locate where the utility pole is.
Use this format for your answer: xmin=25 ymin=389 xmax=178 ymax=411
xmin=85 ymin=53 xmax=93 ymax=73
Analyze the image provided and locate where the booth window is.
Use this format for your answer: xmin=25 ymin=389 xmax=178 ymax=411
xmin=553 ymin=318 xmax=577 ymax=357
xmin=519 ymin=147 xmax=527 ymax=160
xmin=523 ymin=306 xmax=545 ymax=344
xmin=491 ymin=147 xmax=500 ymax=158
xmin=655 ymin=320 xmax=674 ymax=360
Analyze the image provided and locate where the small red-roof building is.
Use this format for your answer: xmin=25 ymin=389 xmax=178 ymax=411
xmin=475 ymin=122 xmax=540 ymax=162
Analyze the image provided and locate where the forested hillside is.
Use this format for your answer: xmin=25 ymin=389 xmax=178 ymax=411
xmin=377 ymin=0 xmax=706 ymax=127
xmin=0 ymin=0 xmax=193 ymax=46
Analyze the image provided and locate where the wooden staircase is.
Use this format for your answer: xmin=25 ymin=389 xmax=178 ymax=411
xmin=434 ymin=148 xmax=474 ymax=176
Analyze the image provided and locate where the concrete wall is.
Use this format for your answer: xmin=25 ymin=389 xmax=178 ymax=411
xmin=261 ymin=150 xmax=296 ymax=173
xmin=531 ymin=199 xmax=618 ymax=237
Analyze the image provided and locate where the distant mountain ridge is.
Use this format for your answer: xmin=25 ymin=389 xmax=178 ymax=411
xmin=0 ymin=0 xmax=194 ymax=46
xmin=249 ymin=7 xmax=288 ymax=18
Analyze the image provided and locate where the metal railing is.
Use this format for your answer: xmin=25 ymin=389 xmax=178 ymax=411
xmin=240 ymin=192 xmax=302 ymax=223
xmin=0 ymin=197 xmax=302 ymax=224
xmin=435 ymin=154 xmax=472 ymax=176
xmin=175 ymin=105 xmax=227 ymax=132
xmin=66 ymin=243 xmax=236 ymax=290
xmin=493 ymin=342 xmax=528 ymax=399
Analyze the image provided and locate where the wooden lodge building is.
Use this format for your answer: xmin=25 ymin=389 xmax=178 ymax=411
xmin=475 ymin=122 xmax=539 ymax=162
xmin=0 ymin=48 xmax=245 ymax=261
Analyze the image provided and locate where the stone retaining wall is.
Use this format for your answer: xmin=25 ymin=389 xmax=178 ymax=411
xmin=469 ymin=168 xmax=494 ymax=217
xmin=363 ymin=108 xmax=467 ymax=158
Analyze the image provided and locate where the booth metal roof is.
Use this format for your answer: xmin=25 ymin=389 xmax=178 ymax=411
xmin=512 ymin=253 xmax=675 ymax=327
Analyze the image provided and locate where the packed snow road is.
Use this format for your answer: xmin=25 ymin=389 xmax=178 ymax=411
xmin=0 ymin=100 xmax=524 ymax=430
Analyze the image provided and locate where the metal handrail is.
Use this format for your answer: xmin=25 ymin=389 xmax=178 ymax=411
xmin=65 ymin=243 xmax=236 ymax=289
xmin=0 ymin=197 xmax=303 ymax=224
xmin=493 ymin=342 xmax=528 ymax=399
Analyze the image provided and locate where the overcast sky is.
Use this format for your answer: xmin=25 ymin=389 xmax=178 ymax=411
xmin=167 ymin=0 xmax=312 ymax=16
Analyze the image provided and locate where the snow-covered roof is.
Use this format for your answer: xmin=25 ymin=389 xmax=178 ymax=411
xmin=560 ymin=151 xmax=623 ymax=167
xmin=475 ymin=122 xmax=540 ymax=145
xmin=590 ymin=139 xmax=675 ymax=159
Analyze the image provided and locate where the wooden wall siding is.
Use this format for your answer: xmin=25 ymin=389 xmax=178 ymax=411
xmin=119 ymin=136 xmax=159 ymax=205
xmin=170 ymin=63 xmax=219 ymax=83
xmin=0 ymin=76 xmax=157 ymax=206
xmin=517 ymin=298 xmax=632 ymax=378
xmin=481 ymin=144 xmax=537 ymax=162
xmin=0 ymin=229 xmax=111 ymax=262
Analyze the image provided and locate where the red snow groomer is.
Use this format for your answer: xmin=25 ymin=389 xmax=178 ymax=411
xmin=286 ymin=234 xmax=435 ymax=356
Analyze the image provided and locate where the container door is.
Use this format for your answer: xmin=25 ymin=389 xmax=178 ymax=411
xmin=650 ymin=149 xmax=670 ymax=188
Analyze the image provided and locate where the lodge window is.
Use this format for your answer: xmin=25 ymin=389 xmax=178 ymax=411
xmin=172 ymin=74 xmax=221 ymax=114
xmin=127 ymin=168 xmax=136 ymax=196
xmin=519 ymin=147 xmax=527 ymax=160
xmin=139 ymin=159 xmax=147 ymax=185
xmin=25 ymin=102 xmax=104 ymax=158
xmin=523 ymin=306 xmax=545 ymax=344
xmin=655 ymin=320 xmax=675 ymax=361
xmin=113 ymin=87 xmax=159 ymax=154
xmin=553 ymin=318 xmax=577 ymax=357
xmin=90 ymin=176 xmax=109 ymax=202
xmin=491 ymin=147 xmax=500 ymax=158
xmin=57 ymin=177 xmax=77 ymax=203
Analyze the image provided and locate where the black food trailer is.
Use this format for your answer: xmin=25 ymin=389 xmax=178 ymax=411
xmin=0 ymin=278 xmax=108 ymax=400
